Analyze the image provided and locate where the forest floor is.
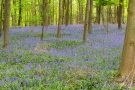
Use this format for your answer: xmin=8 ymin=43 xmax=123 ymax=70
xmin=0 ymin=24 xmax=131 ymax=89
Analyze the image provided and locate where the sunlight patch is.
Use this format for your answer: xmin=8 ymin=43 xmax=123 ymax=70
xmin=33 ymin=43 xmax=51 ymax=53
xmin=64 ymin=66 xmax=95 ymax=85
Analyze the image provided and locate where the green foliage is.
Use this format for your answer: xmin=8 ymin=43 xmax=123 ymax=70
xmin=49 ymin=40 xmax=82 ymax=50
xmin=95 ymin=0 xmax=119 ymax=6
xmin=0 ymin=39 xmax=2 ymax=46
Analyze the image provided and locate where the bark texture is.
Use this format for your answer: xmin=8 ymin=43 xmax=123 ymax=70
xmin=88 ymin=0 xmax=93 ymax=34
xmin=118 ymin=0 xmax=135 ymax=85
xmin=96 ymin=6 xmax=101 ymax=24
xmin=18 ymin=0 xmax=22 ymax=26
xmin=0 ymin=0 xmax=3 ymax=37
xmin=57 ymin=0 xmax=62 ymax=39
xmin=83 ymin=0 xmax=90 ymax=43
xmin=3 ymin=0 xmax=11 ymax=48
xmin=41 ymin=0 xmax=48 ymax=40
xmin=118 ymin=0 xmax=124 ymax=29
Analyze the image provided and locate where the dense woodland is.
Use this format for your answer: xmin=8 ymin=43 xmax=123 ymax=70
xmin=0 ymin=0 xmax=128 ymax=26
xmin=0 ymin=0 xmax=129 ymax=47
xmin=0 ymin=0 xmax=135 ymax=89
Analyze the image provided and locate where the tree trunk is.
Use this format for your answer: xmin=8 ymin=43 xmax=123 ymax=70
xmin=117 ymin=0 xmax=123 ymax=29
xmin=25 ymin=11 xmax=28 ymax=26
xmin=122 ymin=6 xmax=125 ymax=23
xmin=41 ymin=0 xmax=48 ymax=40
xmin=108 ymin=5 xmax=112 ymax=23
xmin=78 ymin=1 xmax=83 ymax=24
xmin=70 ymin=0 xmax=72 ymax=24
xmin=65 ymin=0 xmax=69 ymax=26
xmin=52 ymin=0 xmax=55 ymax=25
xmin=88 ymin=0 xmax=93 ymax=34
xmin=12 ymin=0 xmax=17 ymax=27
xmin=76 ymin=7 xmax=79 ymax=24
xmin=117 ymin=0 xmax=135 ymax=86
xmin=18 ymin=0 xmax=22 ymax=26
xmin=0 ymin=0 xmax=3 ymax=37
xmin=114 ymin=5 xmax=117 ymax=23
xmin=62 ymin=0 xmax=66 ymax=24
xmin=3 ymin=0 xmax=11 ymax=48
xmin=101 ymin=7 xmax=105 ymax=25
xmin=83 ymin=0 xmax=90 ymax=43
xmin=96 ymin=6 xmax=101 ymax=24
xmin=57 ymin=0 xmax=62 ymax=39
xmin=31 ymin=0 xmax=36 ymax=26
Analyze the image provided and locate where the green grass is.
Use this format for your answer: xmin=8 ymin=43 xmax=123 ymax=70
xmin=48 ymin=40 xmax=82 ymax=50
xmin=0 ymin=25 xmax=130 ymax=89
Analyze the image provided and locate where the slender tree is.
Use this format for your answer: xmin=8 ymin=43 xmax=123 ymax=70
xmin=114 ymin=5 xmax=117 ymax=23
xmin=0 ymin=0 xmax=3 ymax=37
xmin=108 ymin=5 xmax=112 ymax=23
xmin=78 ymin=0 xmax=83 ymax=24
xmin=57 ymin=0 xmax=62 ymax=39
xmin=18 ymin=0 xmax=22 ymax=26
xmin=52 ymin=0 xmax=55 ymax=25
xmin=65 ymin=0 xmax=69 ymax=26
xmin=96 ymin=5 xmax=101 ymax=24
xmin=83 ymin=0 xmax=90 ymax=43
xmin=69 ymin=0 xmax=72 ymax=24
xmin=62 ymin=0 xmax=66 ymax=24
xmin=31 ymin=0 xmax=36 ymax=26
xmin=41 ymin=0 xmax=48 ymax=40
xmin=117 ymin=0 xmax=124 ymax=29
xmin=88 ymin=0 xmax=93 ymax=34
xmin=12 ymin=0 xmax=17 ymax=27
xmin=3 ymin=0 xmax=11 ymax=48
xmin=117 ymin=0 xmax=135 ymax=86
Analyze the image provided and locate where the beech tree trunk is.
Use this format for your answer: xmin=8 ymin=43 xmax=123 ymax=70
xmin=83 ymin=0 xmax=90 ymax=43
xmin=62 ymin=0 xmax=65 ymax=24
xmin=88 ymin=0 xmax=93 ymax=34
xmin=18 ymin=0 xmax=22 ymax=26
xmin=41 ymin=0 xmax=48 ymax=40
xmin=57 ymin=0 xmax=62 ymax=39
xmin=69 ymin=0 xmax=72 ymax=24
xmin=122 ymin=6 xmax=125 ymax=23
xmin=52 ymin=0 xmax=55 ymax=25
xmin=117 ymin=0 xmax=135 ymax=86
xmin=117 ymin=0 xmax=123 ymax=29
xmin=114 ymin=5 xmax=117 ymax=23
xmin=31 ymin=0 xmax=36 ymax=26
xmin=0 ymin=0 xmax=3 ymax=37
xmin=96 ymin=6 xmax=101 ymax=24
xmin=65 ymin=0 xmax=69 ymax=26
xmin=12 ymin=0 xmax=17 ymax=27
xmin=108 ymin=5 xmax=112 ymax=23
xmin=3 ymin=0 xmax=11 ymax=48
xmin=78 ymin=0 xmax=83 ymax=24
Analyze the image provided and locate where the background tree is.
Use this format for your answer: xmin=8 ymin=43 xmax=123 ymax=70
xmin=62 ymin=0 xmax=66 ymax=24
xmin=88 ymin=0 xmax=93 ymax=34
xmin=117 ymin=0 xmax=124 ymax=29
xmin=1 ymin=0 xmax=127 ymax=27
xmin=3 ymin=0 xmax=11 ymax=48
xmin=117 ymin=0 xmax=135 ymax=86
xmin=18 ymin=0 xmax=22 ymax=26
xmin=78 ymin=0 xmax=83 ymax=24
xmin=69 ymin=0 xmax=73 ymax=24
xmin=11 ymin=0 xmax=17 ymax=27
xmin=41 ymin=0 xmax=48 ymax=40
xmin=83 ymin=0 xmax=90 ymax=43
xmin=65 ymin=0 xmax=69 ymax=26
xmin=57 ymin=0 xmax=62 ymax=39
xmin=0 ymin=0 xmax=3 ymax=37
xmin=96 ymin=4 xmax=101 ymax=24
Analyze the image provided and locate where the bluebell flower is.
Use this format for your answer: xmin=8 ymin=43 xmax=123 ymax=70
xmin=0 ymin=80 xmax=4 ymax=86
